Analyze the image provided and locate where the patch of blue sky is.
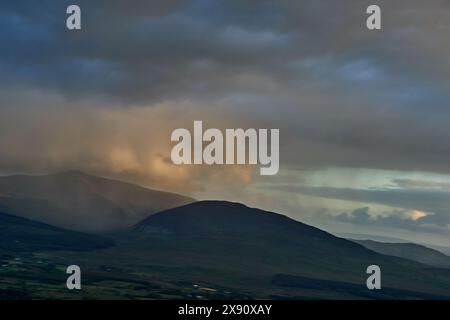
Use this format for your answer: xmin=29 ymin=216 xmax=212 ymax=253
xmin=296 ymin=167 xmax=450 ymax=191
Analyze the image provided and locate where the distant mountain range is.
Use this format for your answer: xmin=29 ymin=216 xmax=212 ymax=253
xmin=351 ymin=239 xmax=450 ymax=269
xmin=1 ymin=172 xmax=450 ymax=299
xmin=0 ymin=171 xmax=193 ymax=233
xmin=338 ymin=232 xmax=450 ymax=257
xmin=336 ymin=232 xmax=410 ymax=243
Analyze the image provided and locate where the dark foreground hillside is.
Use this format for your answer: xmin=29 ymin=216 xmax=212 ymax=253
xmin=1 ymin=201 xmax=450 ymax=299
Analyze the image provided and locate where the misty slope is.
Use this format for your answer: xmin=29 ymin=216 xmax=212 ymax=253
xmin=352 ymin=239 xmax=450 ymax=269
xmin=0 ymin=171 xmax=193 ymax=233
xmin=130 ymin=201 xmax=450 ymax=299
xmin=0 ymin=210 xmax=113 ymax=252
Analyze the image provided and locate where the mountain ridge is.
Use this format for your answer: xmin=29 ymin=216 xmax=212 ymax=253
xmin=127 ymin=200 xmax=450 ymax=298
xmin=2 ymin=198 xmax=450 ymax=298
xmin=0 ymin=171 xmax=194 ymax=233
xmin=0 ymin=210 xmax=114 ymax=251
xmin=352 ymin=239 xmax=450 ymax=268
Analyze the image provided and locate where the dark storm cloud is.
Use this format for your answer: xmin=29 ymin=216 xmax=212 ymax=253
xmin=2 ymin=0 xmax=450 ymax=179
xmin=0 ymin=0 xmax=294 ymax=103
xmin=2 ymin=0 xmax=450 ymax=105
xmin=4 ymin=0 xmax=441 ymax=104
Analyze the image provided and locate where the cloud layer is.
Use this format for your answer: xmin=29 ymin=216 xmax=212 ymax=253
xmin=2 ymin=1 xmax=450 ymax=242
xmin=2 ymin=1 xmax=450 ymax=176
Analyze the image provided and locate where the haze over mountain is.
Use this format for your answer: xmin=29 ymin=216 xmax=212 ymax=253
xmin=352 ymin=239 xmax=450 ymax=269
xmin=0 ymin=171 xmax=194 ymax=233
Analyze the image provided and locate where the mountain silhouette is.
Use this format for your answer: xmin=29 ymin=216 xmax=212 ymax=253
xmin=131 ymin=201 xmax=450 ymax=299
xmin=2 ymin=199 xmax=450 ymax=299
xmin=0 ymin=210 xmax=113 ymax=252
xmin=352 ymin=239 xmax=450 ymax=269
xmin=0 ymin=171 xmax=193 ymax=233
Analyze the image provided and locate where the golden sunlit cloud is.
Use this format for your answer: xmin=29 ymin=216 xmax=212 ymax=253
xmin=407 ymin=210 xmax=431 ymax=221
xmin=0 ymin=103 xmax=258 ymax=194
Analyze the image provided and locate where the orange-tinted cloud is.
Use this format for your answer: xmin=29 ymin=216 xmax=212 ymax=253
xmin=0 ymin=102 xmax=257 ymax=194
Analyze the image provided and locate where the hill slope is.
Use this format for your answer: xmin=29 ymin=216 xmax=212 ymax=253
xmin=2 ymin=201 xmax=450 ymax=299
xmin=0 ymin=210 xmax=113 ymax=252
xmin=352 ymin=239 xmax=450 ymax=269
xmin=129 ymin=201 xmax=450 ymax=299
xmin=0 ymin=171 xmax=194 ymax=233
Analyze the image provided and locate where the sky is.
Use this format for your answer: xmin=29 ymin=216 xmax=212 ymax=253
xmin=1 ymin=0 xmax=450 ymax=246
